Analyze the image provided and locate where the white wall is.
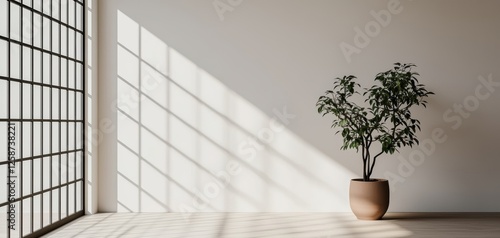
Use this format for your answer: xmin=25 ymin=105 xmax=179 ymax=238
xmin=97 ymin=0 xmax=500 ymax=213
xmin=85 ymin=0 xmax=99 ymax=214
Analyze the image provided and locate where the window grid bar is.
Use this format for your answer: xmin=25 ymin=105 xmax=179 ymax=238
xmin=0 ymin=179 xmax=84 ymax=208
xmin=0 ymin=149 xmax=85 ymax=166
xmin=0 ymin=119 xmax=84 ymax=123
xmin=0 ymin=76 xmax=85 ymax=94
xmin=58 ymin=0 xmax=63 ymax=222
xmin=39 ymin=0 xmax=45 ymax=230
xmin=63 ymin=1 xmax=68 ymax=215
xmin=71 ymin=0 xmax=76 ymax=212
xmin=63 ymin=2 xmax=68 ymax=217
xmin=73 ymin=0 xmax=78 ymax=213
xmin=81 ymin=0 xmax=86 ymax=212
xmin=7 ymin=0 xmax=11 ymax=237
xmin=9 ymin=0 xmax=84 ymax=35
xmin=31 ymin=0 xmax=35 ymax=233
xmin=0 ymin=36 xmax=84 ymax=65
xmin=20 ymin=2 xmax=24 ymax=235
xmin=48 ymin=0 xmax=53 ymax=224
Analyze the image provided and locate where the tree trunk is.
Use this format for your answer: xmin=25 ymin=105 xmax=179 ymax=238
xmin=363 ymin=158 xmax=368 ymax=181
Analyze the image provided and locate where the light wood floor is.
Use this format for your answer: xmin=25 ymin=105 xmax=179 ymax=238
xmin=43 ymin=213 xmax=500 ymax=238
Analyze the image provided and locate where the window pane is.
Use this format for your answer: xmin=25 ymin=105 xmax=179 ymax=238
xmin=0 ymin=40 xmax=7 ymax=77
xmin=10 ymin=2 xmax=21 ymax=41
xmin=0 ymin=0 xmax=7 ymax=37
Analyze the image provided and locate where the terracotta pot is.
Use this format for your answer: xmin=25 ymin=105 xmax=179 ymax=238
xmin=349 ymin=178 xmax=389 ymax=220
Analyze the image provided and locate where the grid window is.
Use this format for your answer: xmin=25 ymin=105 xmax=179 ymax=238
xmin=0 ymin=0 xmax=85 ymax=237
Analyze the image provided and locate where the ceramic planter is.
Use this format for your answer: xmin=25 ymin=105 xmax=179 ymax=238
xmin=349 ymin=178 xmax=389 ymax=220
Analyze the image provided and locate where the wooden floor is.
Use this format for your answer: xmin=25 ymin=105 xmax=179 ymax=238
xmin=43 ymin=213 xmax=500 ymax=238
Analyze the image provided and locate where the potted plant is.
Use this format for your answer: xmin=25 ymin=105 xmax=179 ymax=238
xmin=316 ymin=63 xmax=434 ymax=220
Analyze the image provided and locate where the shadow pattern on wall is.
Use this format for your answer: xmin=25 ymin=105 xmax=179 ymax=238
xmin=113 ymin=10 xmax=355 ymax=213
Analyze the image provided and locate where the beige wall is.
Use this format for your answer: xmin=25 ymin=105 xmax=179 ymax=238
xmin=85 ymin=0 xmax=99 ymax=215
xmin=97 ymin=0 xmax=500 ymax=213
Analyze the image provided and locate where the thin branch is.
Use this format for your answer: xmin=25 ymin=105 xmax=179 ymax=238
xmin=368 ymin=151 xmax=384 ymax=177
xmin=363 ymin=157 xmax=367 ymax=180
xmin=365 ymin=147 xmax=371 ymax=179
xmin=330 ymin=94 xmax=361 ymax=132
xmin=361 ymin=135 xmax=366 ymax=162
xmin=367 ymin=134 xmax=373 ymax=148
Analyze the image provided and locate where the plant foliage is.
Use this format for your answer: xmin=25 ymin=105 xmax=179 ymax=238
xmin=316 ymin=63 xmax=434 ymax=181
